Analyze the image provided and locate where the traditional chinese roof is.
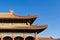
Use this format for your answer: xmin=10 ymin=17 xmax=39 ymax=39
xmin=0 ymin=10 xmax=37 ymax=24
xmin=0 ymin=10 xmax=48 ymax=33
xmin=0 ymin=10 xmax=37 ymax=19
xmin=0 ymin=25 xmax=47 ymax=29
xmin=0 ymin=25 xmax=47 ymax=33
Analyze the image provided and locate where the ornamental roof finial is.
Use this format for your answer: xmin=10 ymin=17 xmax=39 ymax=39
xmin=9 ymin=10 xmax=14 ymax=15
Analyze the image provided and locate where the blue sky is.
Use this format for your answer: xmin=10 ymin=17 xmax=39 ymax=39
xmin=0 ymin=0 xmax=60 ymax=38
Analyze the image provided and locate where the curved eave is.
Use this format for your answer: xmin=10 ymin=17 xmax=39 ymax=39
xmin=0 ymin=10 xmax=37 ymax=19
xmin=0 ymin=15 xmax=37 ymax=25
xmin=0 ymin=11 xmax=37 ymax=24
xmin=0 ymin=25 xmax=47 ymax=33
xmin=0 ymin=14 xmax=37 ymax=19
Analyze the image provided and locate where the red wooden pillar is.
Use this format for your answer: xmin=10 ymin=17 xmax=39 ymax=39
xmin=0 ymin=37 xmax=1 ymax=40
xmin=35 ymin=37 xmax=37 ymax=40
xmin=24 ymin=35 xmax=25 ymax=40
xmin=35 ymin=32 xmax=37 ymax=40
xmin=24 ymin=34 xmax=25 ymax=40
xmin=12 ymin=35 xmax=14 ymax=40
xmin=1 ymin=36 xmax=3 ymax=40
xmin=24 ymin=37 xmax=25 ymax=40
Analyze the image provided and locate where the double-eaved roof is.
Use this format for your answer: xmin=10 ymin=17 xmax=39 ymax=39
xmin=0 ymin=10 xmax=47 ymax=33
